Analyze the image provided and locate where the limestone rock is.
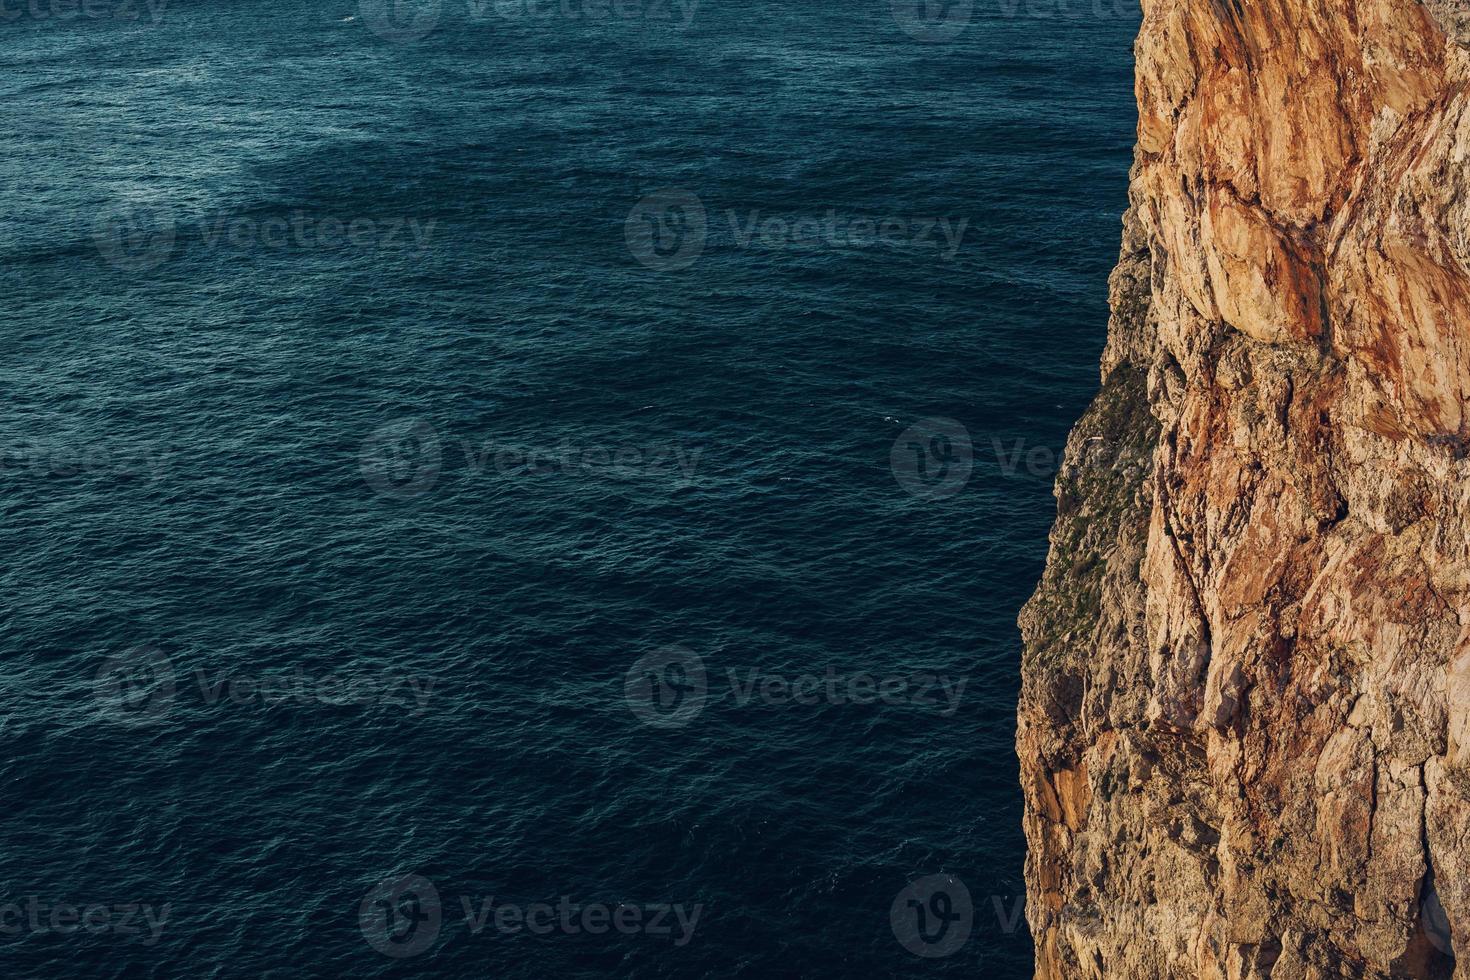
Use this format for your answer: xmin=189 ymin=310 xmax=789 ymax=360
xmin=1018 ymin=0 xmax=1470 ymax=975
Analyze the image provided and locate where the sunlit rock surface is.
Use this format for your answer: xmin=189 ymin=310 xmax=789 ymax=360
xmin=1019 ymin=1 xmax=1470 ymax=975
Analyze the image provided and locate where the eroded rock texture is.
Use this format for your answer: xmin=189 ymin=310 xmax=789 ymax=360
xmin=1018 ymin=1 xmax=1470 ymax=976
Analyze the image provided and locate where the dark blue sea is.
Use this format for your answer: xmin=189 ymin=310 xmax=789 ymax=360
xmin=1 ymin=1 xmax=1139 ymax=975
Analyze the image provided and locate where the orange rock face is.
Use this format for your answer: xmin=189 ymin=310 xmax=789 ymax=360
xmin=1019 ymin=1 xmax=1470 ymax=976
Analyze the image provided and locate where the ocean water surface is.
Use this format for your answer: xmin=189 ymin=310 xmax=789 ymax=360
xmin=1 ymin=0 xmax=1140 ymax=975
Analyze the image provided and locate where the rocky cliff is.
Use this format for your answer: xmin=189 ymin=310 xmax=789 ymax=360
xmin=1017 ymin=0 xmax=1470 ymax=976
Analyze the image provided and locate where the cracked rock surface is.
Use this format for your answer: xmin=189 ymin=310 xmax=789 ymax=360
xmin=1018 ymin=0 xmax=1470 ymax=976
